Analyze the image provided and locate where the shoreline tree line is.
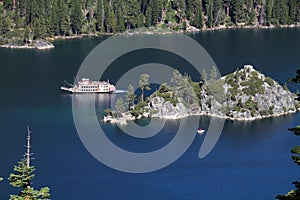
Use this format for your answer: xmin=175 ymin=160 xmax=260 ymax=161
xmin=0 ymin=0 xmax=300 ymax=44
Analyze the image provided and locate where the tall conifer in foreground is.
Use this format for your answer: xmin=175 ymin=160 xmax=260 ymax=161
xmin=276 ymin=71 xmax=300 ymax=199
xmin=8 ymin=127 xmax=50 ymax=200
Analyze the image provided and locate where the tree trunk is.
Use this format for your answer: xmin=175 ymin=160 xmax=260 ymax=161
xmin=101 ymin=0 xmax=104 ymax=30
xmin=84 ymin=0 xmax=87 ymax=10
xmin=226 ymin=5 xmax=229 ymax=16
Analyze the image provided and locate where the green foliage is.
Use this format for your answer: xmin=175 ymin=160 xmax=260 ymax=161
xmin=0 ymin=0 xmax=300 ymax=42
xmin=269 ymin=105 xmax=274 ymax=115
xmin=260 ymin=109 xmax=270 ymax=116
xmin=276 ymin=181 xmax=300 ymax=199
xmin=225 ymin=72 xmax=240 ymax=99
xmin=284 ymin=82 xmax=289 ymax=91
xmin=291 ymin=146 xmax=300 ymax=165
xmin=70 ymin=0 xmax=84 ymax=35
xmin=241 ymin=71 xmax=265 ymax=95
xmin=232 ymin=0 xmax=244 ymax=24
xmin=265 ymin=77 xmax=275 ymax=86
xmin=244 ymin=99 xmax=258 ymax=110
xmin=124 ymin=0 xmax=141 ymax=29
xmin=190 ymin=82 xmax=201 ymax=102
xmin=139 ymin=74 xmax=151 ymax=102
xmin=201 ymin=68 xmax=208 ymax=82
xmin=288 ymin=126 xmax=300 ymax=136
xmin=156 ymin=83 xmax=178 ymax=107
xmin=228 ymin=87 xmax=238 ymax=100
xmin=158 ymin=83 xmax=171 ymax=93
xmin=171 ymin=70 xmax=199 ymax=106
xmin=9 ymin=159 xmax=35 ymax=189
xmin=207 ymin=79 xmax=225 ymax=101
xmin=232 ymin=105 xmax=241 ymax=112
xmin=104 ymin=108 xmax=113 ymax=116
xmin=209 ymin=66 xmax=218 ymax=80
xmin=193 ymin=0 xmax=203 ymax=29
xmin=125 ymin=84 xmax=137 ymax=110
xmin=131 ymin=101 xmax=148 ymax=117
xmin=114 ymin=97 xmax=125 ymax=118
xmin=277 ymin=69 xmax=300 ymax=198
xmin=9 ymin=158 xmax=50 ymax=199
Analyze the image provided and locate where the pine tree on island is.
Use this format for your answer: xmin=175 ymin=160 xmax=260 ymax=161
xmin=8 ymin=127 xmax=50 ymax=200
xmin=139 ymin=74 xmax=151 ymax=102
xmin=114 ymin=97 xmax=125 ymax=119
xmin=125 ymin=84 xmax=137 ymax=110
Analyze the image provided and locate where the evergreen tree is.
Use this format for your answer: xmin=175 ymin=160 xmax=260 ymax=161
xmin=212 ymin=0 xmax=223 ymax=26
xmin=125 ymin=84 xmax=137 ymax=110
xmin=245 ymin=0 xmax=256 ymax=25
xmin=266 ymin=0 xmax=274 ymax=25
xmin=194 ymin=0 xmax=203 ymax=29
xmin=114 ymin=97 xmax=125 ymax=118
xmin=205 ymin=0 xmax=213 ymax=28
xmin=276 ymin=71 xmax=300 ymax=199
xmin=124 ymin=0 xmax=140 ymax=29
xmin=23 ymin=27 xmax=30 ymax=43
xmin=149 ymin=0 xmax=162 ymax=26
xmin=186 ymin=0 xmax=195 ymax=20
xmin=145 ymin=4 xmax=152 ymax=27
xmin=201 ymin=68 xmax=208 ymax=81
xmin=8 ymin=127 xmax=50 ymax=200
xmin=1 ymin=16 xmax=12 ymax=34
xmin=14 ymin=5 xmax=22 ymax=29
xmin=232 ymin=0 xmax=244 ymax=24
xmin=171 ymin=69 xmax=183 ymax=89
xmin=33 ymin=15 xmax=47 ymax=39
xmin=176 ymin=0 xmax=186 ymax=22
xmin=210 ymin=65 xmax=218 ymax=80
xmin=0 ymin=11 xmax=3 ymax=35
xmin=279 ymin=0 xmax=289 ymax=24
xmin=58 ymin=0 xmax=70 ymax=36
xmin=110 ymin=8 xmax=117 ymax=33
xmin=70 ymin=0 xmax=83 ymax=34
xmin=95 ymin=0 xmax=104 ymax=32
xmin=104 ymin=4 xmax=116 ymax=33
xmin=3 ymin=0 xmax=14 ymax=10
xmin=288 ymin=0 xmax=297 ymax=23
xmin=137 ymin=13 xmax=145 ymax=28
xmin=116 ymin=3 xmax=125 ymax=32
xmin=0 ymin=0 xmax=300 ymax=41
xmin=139 ymin=74 xmax=150 ymax=102
xmin=50 ymin=0 xmax=60 ymax=36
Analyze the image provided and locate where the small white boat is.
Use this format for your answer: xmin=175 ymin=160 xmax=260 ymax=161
xmin=197 ymin=128 xmax=205 ymax=134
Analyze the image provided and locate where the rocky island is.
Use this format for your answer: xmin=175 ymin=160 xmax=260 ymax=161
xmin=0 ymin=39 xmax=54 ymax=50
xmin=104 ymin=65 xmax=299 ymax=125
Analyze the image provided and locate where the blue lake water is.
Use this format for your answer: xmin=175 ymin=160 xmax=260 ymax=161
xmin=1 ymin=28 xmax=300 ymax=199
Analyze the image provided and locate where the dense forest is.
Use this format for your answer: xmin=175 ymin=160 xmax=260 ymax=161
xmin=0 ymin=0 xmax=300 ymax=44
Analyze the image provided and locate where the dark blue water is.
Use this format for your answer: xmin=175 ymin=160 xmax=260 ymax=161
xmin=1 ymin=28 xmax=300 ymax=199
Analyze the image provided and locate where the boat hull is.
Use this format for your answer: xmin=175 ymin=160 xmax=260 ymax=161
xmin=197 ymin=130 xmax=205 ymax=134
xmin=60 ymin=86 xmax=114 ymax=93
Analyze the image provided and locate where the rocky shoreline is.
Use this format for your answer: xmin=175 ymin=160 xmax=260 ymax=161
xmin=2 ymin=24 xmax=299 ymax=50
xmin=104 ymin=65 xmax=299 ymax=125
xmin=0 ymin=40 xmax=54 ymax=50
xmin=104 ymin=109 xmax=297 ymax=126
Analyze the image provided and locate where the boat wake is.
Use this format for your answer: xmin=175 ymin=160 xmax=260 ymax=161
xmin=113 ymin=90 xmax=127 ymax=93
